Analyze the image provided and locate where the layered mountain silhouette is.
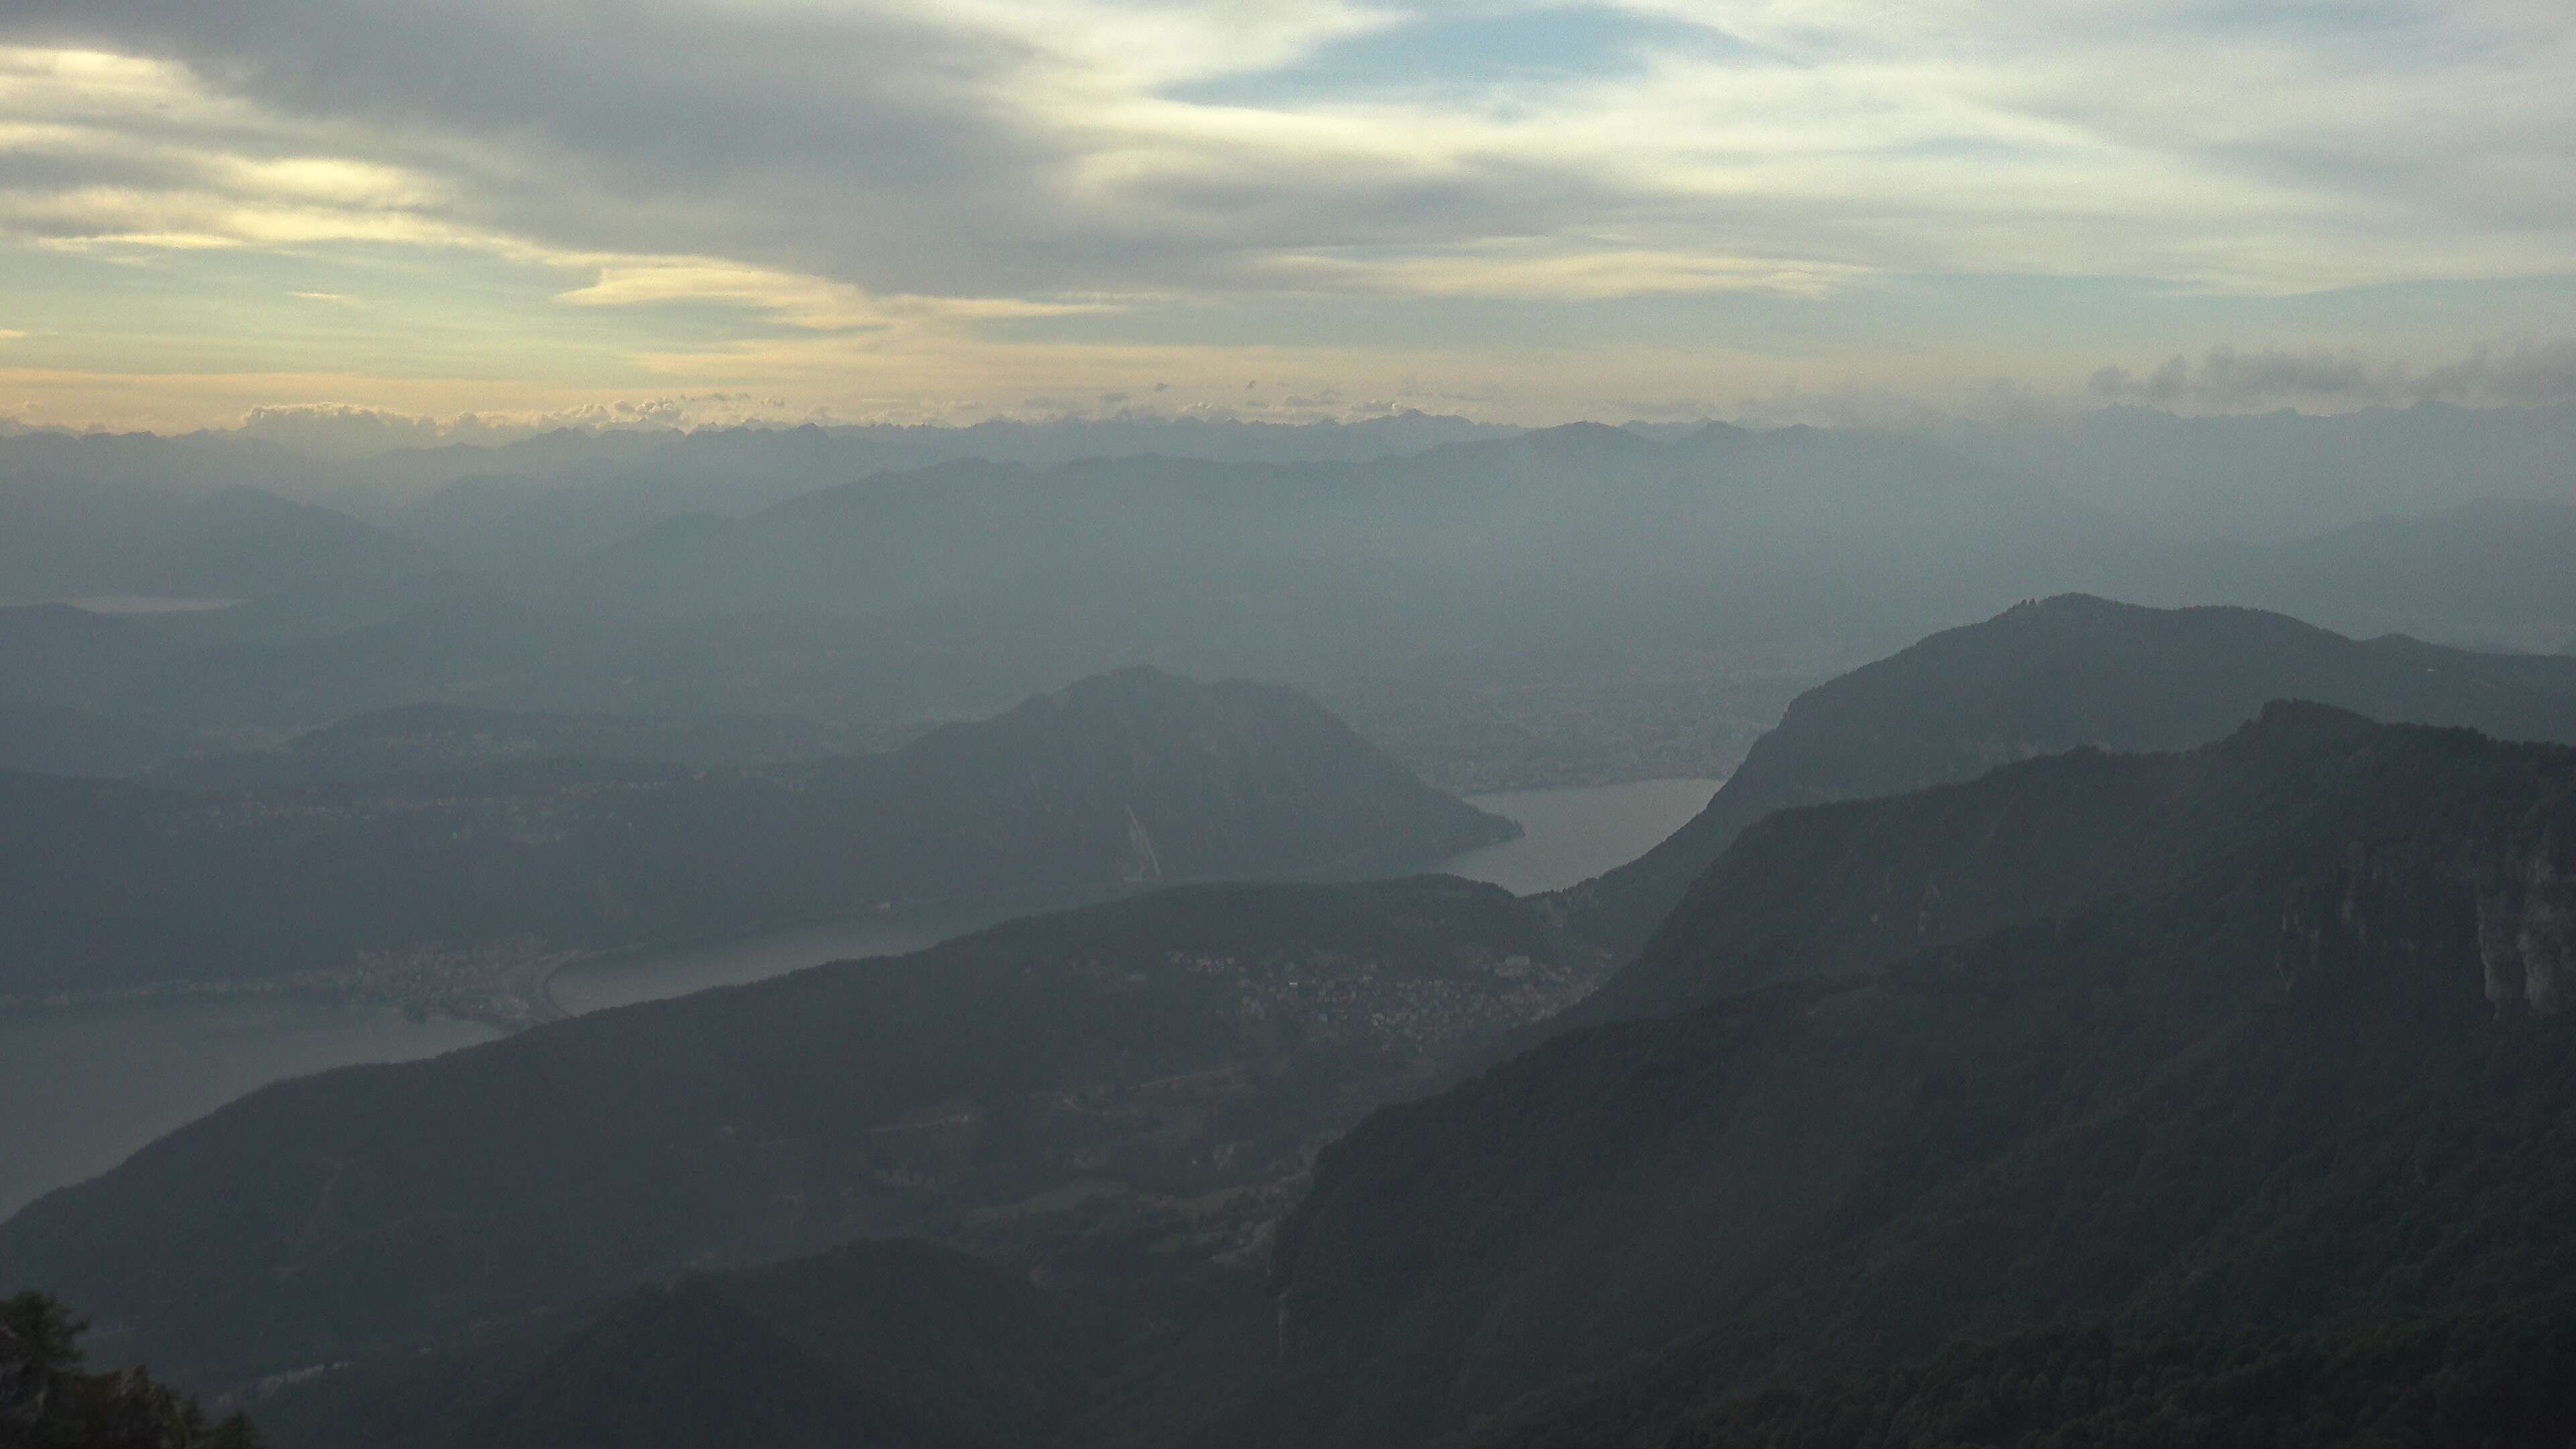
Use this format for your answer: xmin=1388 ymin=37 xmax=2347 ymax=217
xmin=21 ymin=599 xmax=2576 ymax=1448
xmin=1556 ymin=594 xmax=2576 ymax=957
xmin=1266 ymin=706 xmax=2576 ymax=1446
xmin=0 ymin=667 xmax=1513 ymax=998
xmin=227 ymin=707 xmax=2576 ymax=1449
xmin=0 ymin=877 xmax=1600 ymax=1387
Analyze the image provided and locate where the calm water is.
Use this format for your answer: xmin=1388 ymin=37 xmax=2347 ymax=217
xmin=0 ymin=998 xmax=496 ymax=1220
xmin=549 ymin=902 xmax=1037 ymax=1016
xmin=0 ymin=775 xmax=1718 ymax=1219
xmin=1444 ymin=777 xmax=1721 ymax=896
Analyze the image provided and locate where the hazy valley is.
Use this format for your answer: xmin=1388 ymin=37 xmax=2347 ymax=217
xmin=11 ymin=364 xmax=2576 ymax=1449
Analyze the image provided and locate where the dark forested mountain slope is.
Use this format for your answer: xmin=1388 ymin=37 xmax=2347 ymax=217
xmin=1558 ymin=594 xmax=2576 ymax=957
xmin=250 ymin=1235 xmax=1279 ymax=1449
xmin=1665 ymin=1300 xmax=2576 ymax=1449
xmin=1265 ymin=709 xmax=2576 ymax=1448
xmin=212 ymin=708 xmax=2576 ymax=1449
xmin=0 ymin=667 xmax=1512 ymax=1001
xmin=0 ymin=875 xmax=1602 ymax=1389
xmin=448 ymin=1242 xmax=1107 ymax=1449
xmin=246 ymin=1236 xmax=1283 ymax=1449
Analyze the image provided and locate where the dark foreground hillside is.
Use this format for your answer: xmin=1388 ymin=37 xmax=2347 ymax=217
xmin=0 ymin=667 xmax=1513 ymax=1006
xmin=1556 ymin=593 xmax=2576 ymax=957
xmin=248 ymin=1239 xmax=1277 ymax=1449
xmin=1 ymin=1291 xmax=263 ymax=1448
xmin=0 ymin=877 xmax=1602 ymax=1389
xmin=1267 ymin=706 xmax=2576 ymax=1446
xmin=1670 ymin=1301 xmax=2576 ymax=1448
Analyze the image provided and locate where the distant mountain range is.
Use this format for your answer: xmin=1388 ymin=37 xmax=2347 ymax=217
xmin=0 ymin=451 xmax=425 ymax=602
xmin=0 ymin=668 xmax=1513 ymax=1004
xmin=9 ymin=411 xmax=2576 ymax=798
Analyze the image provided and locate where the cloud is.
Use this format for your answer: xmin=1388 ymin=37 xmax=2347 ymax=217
xmin=7 ymin=0 xmax=2571 ymax=313
xmin=5 ymin=5 xmax=2576 ymax=429
xmin=228 ymin=394 xmax=837 ymax=456
xmin=2088 ymin=341 xmax=2576 ymax=411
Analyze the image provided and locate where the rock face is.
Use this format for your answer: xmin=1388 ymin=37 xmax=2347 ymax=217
xmin=2479 ymin=838 xmax=2575 ymax=1015
xmin=2269 ymin=785 xmax=2574 ymax=1020
xmin=1265 ymin=710 xmax=2576 ymax=1449
xmin=1552 ymin=595 xmax=2576 ymax=959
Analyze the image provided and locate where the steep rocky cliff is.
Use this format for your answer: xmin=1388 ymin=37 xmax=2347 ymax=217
xmin=1268 ymin=710 xmax=2576 ymax=1448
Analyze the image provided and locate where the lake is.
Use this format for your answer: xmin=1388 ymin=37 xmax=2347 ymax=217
xmin=0 ymin=775 xmax=1719 ymax=1219
xmin=1440 ymin=777 xmax=1720 ymax=896
xmin=0 ymin=998 xmax=496 ymax=1220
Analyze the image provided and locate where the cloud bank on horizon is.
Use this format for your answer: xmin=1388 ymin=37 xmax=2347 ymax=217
xmin=1 ymin=0 xmax=2572 ymax=430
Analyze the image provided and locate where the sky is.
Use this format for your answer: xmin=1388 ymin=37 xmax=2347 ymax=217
xmin=3 ymin=0 xmax=2575 ymax=435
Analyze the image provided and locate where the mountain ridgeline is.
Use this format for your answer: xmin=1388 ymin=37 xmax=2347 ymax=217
xmin=0 ymin=667 xmax=1513 ymax=1003
xmin=246 ymin=1241 xmax=1133 ymax=1449
xmin=16 ymin=596 xmax=2576 ymax=1448
xmin=218 ymin=706 xmax=2576 ymax=1449
xmin=0 ymin=877 xmax=1604 ymax=1388
xmin=11 ymin=413 xmax=2576 ymax=794
xmin=1266 ymin=705 xmax=2576 ymax=1446
xmin=1554 ymin=593 xmax=2576 ymax=956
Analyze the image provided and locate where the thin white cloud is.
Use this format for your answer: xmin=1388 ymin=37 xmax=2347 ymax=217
xmin=1 ymin=5 xmax=2573 ymax=427
xmin=9 ymin=3 xmax=2569 ymax=306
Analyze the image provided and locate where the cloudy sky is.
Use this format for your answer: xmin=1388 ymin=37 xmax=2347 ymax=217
xmin=3 ymin=0 xmax=2573 ymax=432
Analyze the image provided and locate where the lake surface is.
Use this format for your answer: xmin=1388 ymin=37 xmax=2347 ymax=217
xmin=549 ymin=902 xmax=1051 ymax=1016
xmin=1442 ymin=777 xmax=1721 ymax=896
xmin=0 ymin=998 xmax=496 ymax=1220
xmin=0 ymin=775 xmax=1719 ymax=1219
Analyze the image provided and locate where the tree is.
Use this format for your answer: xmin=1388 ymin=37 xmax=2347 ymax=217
xmin=2 ymin=1291 xmax=264 ymax=1449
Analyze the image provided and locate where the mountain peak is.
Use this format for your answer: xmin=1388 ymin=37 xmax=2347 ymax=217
xmin=2236 ymin=697 xmax=2383 ymax=746
xmin=1551 ymin=597 xmax=2576 ymax=957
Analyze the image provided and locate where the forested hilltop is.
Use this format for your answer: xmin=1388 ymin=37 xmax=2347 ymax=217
xmin=0 ymin=667 xmax=1511 ymax=1016
xmin=1552 ymin=593 xmax=2576 ymax=957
